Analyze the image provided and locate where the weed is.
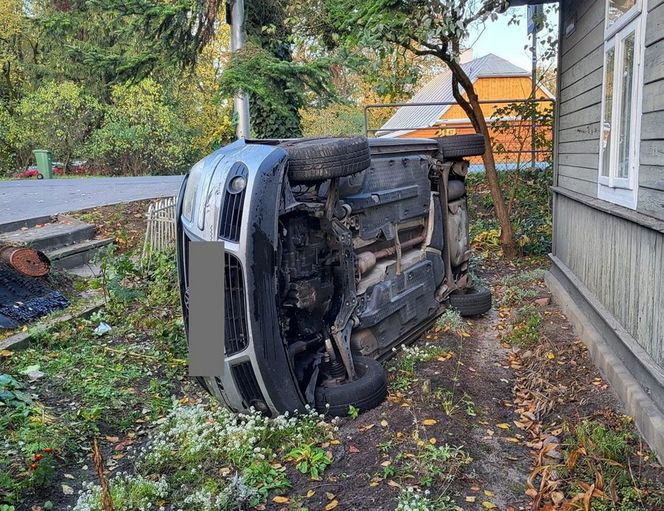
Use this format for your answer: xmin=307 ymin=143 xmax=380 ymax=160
xmin=0 ymin=374 xmax=32 ymax=410
xmin=431 ymin=389 xmax=475 ymax=418
xmin=395 ymin=482 xmax=464 ymax=510
xmin=506 ymin=307 xmax=542 ymax=348
xmin=286 ymin=444 xmax=331 ymax=479
xmin=74 ymin=474 xmax=169 ymax=511
xmin=243 ymin=461 xmax=290 ymax=502
xmin=347 ymin=404 xmax=360 ymax=419
xmin=388 ymin=344 xmax=451 ymax=391
xmin=436 ymin=309 xmax=465 ymax=334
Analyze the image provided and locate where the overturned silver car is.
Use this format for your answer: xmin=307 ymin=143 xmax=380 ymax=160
xmin=176 ymin=135 xmax=491 ymax=416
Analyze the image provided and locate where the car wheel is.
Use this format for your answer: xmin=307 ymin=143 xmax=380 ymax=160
xmin=315 ymin=355 xmax=387 ymax=416
xmin=449 ymin=286 xmax=492 ymax=316
xmin=437 ymin=134 xmax=486 ymax=159
xmin=281 ymin=136 xmax=372 ymax=183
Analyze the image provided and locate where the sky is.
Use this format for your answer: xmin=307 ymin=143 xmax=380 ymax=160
xmin=467 ymin=6 xmax=558 ymax=71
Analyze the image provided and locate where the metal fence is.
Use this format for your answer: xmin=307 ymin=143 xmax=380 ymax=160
xmin=364 ymin=98 xmax=555 ymax=172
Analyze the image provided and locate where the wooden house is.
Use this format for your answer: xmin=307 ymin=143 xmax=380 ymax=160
xmin=378 ymin=53 xmax=554 ymax=167
xmin=514 ymin=0 xmax=664 ymax=459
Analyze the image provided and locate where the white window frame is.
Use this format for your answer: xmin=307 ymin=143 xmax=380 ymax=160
xmin=597 ymin=1 xmax=645 ymax=209
xmin=605 ymin=0 xmax=641 ymax=38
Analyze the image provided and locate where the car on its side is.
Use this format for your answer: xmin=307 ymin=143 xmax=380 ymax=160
xmin=176 ymin=135 xmax=491 ymax=416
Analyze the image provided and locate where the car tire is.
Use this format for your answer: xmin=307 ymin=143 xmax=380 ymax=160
xmin=438 ymin=134 xmax=486 ymax=160
xmin=449 ymin=286 xmax=492 ymax=316
xmin=315 ymin=355 xmax=387 ymax=416
xmin=281 ymin=136 xmax=371 ymax=183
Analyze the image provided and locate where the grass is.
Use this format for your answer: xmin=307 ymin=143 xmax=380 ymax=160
xmin=505 ymin=307 xmax=543 ymax=348
xmin=558 ymin=418 xmax=664 ymax=511
xmin=0 ymin=250 xmax=187 ymax=507
xmin=1 ymin=248 xmax=341 ymax=511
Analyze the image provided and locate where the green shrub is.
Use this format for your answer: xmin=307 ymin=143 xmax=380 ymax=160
xmin=467 ymin=166 xmax=553 ymax=256
xmin=87 ymin=79 xmax=198 ymax=175
xmin=5 ymin=81 xmax=101 ymax=171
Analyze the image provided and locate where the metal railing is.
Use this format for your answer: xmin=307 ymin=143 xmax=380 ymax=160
xmin=364 ymin=98 xmax=555 ymax=171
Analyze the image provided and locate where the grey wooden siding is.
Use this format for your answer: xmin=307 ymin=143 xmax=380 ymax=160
xmin=557 ymin=0 xmax=664 ymax=217
xmin=554 ymin=194 xmax=664 ymax=365
xmin=557 ymin=0 xmax=605 ymax=198
xmin=639 ymin=0 xmax=664 ymax=217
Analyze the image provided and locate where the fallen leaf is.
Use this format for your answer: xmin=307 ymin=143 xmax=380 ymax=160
xmin=325 ymin=492 xmax=335 ymax=500
xmin=325 ymin=500 xmax=339 ymax=510
xmin=465 ymin=496 xmax=477 ymax=503
xmin=482 ymin=502 xmax=497 ymax=509
xmin=422 ymin=419 xmax=437 ymax=426
xmin=348 ymin=445 xmax=360 ymax=453
xmin=380 ymin=419 xmax=389 ymax=427
xmin=429 ymin=437 xmax=437 ymax=445
xmin=306 ymin=490 xmax=315 ymax=498
xmin=387 ymin=480 xmax=401 ymax=488
xmin=484 ymin=490 xmax=495 ymax=497
xmin=551 ymin=491 xmax=565 ymax=505
xmin=61 ymin=484 xmax=74 ymax=495
xmin=496 ymin=423 xmax=510 ymax=430
xmin=272 ymin=496 xmax=289 ymax=504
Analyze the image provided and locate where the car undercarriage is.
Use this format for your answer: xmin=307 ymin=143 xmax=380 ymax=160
xmin=176 ymin=135 xmax=492 ymax=416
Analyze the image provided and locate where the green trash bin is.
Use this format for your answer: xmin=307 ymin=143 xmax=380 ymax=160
xmin=33 ymin=149 xmax=53 ymax=179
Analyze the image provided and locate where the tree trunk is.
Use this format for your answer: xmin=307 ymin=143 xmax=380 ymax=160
xmin=448 ymin=61 xmax=517 ymax=258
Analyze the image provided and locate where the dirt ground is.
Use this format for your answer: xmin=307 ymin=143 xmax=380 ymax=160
xmin=70 ymin=200 xmax=152 ymax=253
xmin=2 ymin=206 xmax=663 ymax=510
xmin=255 ymin=256 xmax=663 ymax=511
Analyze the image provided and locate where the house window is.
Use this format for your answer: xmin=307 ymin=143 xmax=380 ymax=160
xmin=598 ymin=0 xmax=644 ymax=209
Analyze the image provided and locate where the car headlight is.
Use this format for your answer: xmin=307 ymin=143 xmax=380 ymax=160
xmin=182 ymin=159 xmax=205 ymax=222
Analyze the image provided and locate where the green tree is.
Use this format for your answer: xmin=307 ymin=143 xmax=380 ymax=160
xmin=87 ymin=78 xmax=197 ymax=175
xmin=7 ymin=81 xmax=100 ymax=170
xmin=322 ymin=0 xmax=518 ymax=256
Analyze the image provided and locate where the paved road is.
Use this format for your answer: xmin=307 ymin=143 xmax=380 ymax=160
xmin=0 ymin=176 xmax=185 ymax=225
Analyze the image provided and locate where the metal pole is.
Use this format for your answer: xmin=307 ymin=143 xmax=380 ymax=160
xmin=531 ymin=18 xmax=538 ymax=168
xmin=230 ymin=0 xmax=250 ymax=139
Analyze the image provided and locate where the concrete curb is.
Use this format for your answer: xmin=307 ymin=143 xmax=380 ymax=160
xmin=545 ymin=268 xmax=664 ymax=465
xmin=0 ymin=299 xmax=105 ymax=352
xmin=0 ymin=215 xmax=54 ymax=234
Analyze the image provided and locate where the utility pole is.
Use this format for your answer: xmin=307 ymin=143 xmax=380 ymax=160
xmin=228 ymin=0 xmax=250 ymax=139
xmin=528 ymin=5 xmax=542 ymax=169
xmin=531 ymin=26 xmax=537 ymax=168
